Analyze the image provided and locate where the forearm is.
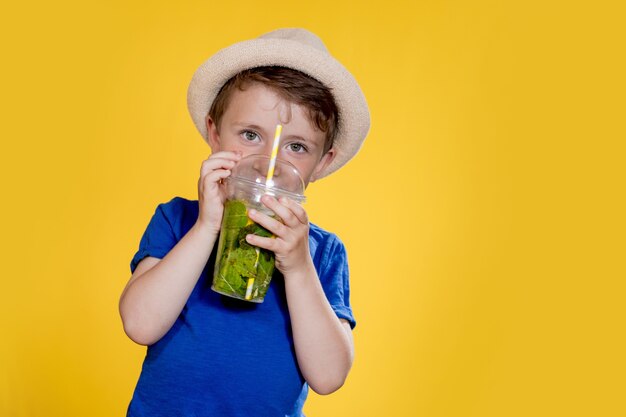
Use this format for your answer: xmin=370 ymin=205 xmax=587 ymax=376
xmin=119 ymin=223 xmax=218 ymax=345
xmin=284 ymin=261 xmax=354 ymax=395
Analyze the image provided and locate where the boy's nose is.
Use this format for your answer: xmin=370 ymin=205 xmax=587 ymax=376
xmin=250 ymin=155 xmax=283 ymax=179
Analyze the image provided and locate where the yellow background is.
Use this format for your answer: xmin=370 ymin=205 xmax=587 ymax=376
xmin=2 ymin=1 xmax=625 ymax=416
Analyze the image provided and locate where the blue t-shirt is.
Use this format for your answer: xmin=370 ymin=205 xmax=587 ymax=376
xmin=127 ymin=197 xmax=355 ymax=417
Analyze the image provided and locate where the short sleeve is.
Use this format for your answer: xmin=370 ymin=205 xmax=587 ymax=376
xmin=130 ymin=201 xmax=180 ymax=273
xmin=318 ymin=235 xmax=356 ymax=329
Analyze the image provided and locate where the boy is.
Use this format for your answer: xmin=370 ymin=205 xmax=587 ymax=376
xmin=119 ymin=28 xmax=370 ymax=416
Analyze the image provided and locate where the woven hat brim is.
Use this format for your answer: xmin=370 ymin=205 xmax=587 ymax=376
xmin=187 ymin=38 xmax=370 ymax=179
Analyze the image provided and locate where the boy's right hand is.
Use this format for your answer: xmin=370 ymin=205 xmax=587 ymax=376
xmin=195 ymin=151 xmax=242 ymax=235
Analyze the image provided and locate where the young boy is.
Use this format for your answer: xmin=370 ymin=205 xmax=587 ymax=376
xmin=119 ymin=28 xmax=370 ymax=417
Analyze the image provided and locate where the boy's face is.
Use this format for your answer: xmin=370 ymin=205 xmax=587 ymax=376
xmin=205 ymin=83 xmax=336 ymax=186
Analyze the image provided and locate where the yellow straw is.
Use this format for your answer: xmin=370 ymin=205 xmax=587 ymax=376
xmin=244 ymin=248 xmax=261 ymax=300
xmin=265 ymin=124 xmax=283 ymax=185
xmin=244 ymin=124 xmax=282 ymax=300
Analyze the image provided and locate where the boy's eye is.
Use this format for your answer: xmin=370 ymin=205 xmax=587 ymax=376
xmin=242 ymin=130 xmax=260 ymax=142
xmin=288 ymin=143 xmax=307 ymax=153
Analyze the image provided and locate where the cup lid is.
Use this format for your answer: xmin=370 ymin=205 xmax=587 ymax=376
xmin=229 ymin=154 xmax=306 ymax=202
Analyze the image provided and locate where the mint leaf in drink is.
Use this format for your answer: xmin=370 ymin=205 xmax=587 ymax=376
xmin=229 ymin=247 xmax=258 ymax=279
xmin=212 ymin=199 xmax=277 ymax=302
xmin=223 ymin=200 xmax=248 ymax=228
xmin=237 ymin=222 xmax=273 ymax=249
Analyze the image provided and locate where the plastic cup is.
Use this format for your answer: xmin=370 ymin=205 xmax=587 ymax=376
xmin=211 ymin=154 xmax=306 ymax=302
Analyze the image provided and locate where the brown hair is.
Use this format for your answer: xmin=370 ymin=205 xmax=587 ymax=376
xmin=209 ymin=66 xmax=339 ymax=153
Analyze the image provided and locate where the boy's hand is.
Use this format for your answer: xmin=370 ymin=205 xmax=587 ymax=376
xmin=195 ymin=151 xmax=242 ymax=235
xmin=246 ymin=195 xmax=312 ymax=275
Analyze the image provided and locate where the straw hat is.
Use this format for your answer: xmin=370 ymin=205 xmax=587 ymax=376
xmin=187 ymin=28 xmax=370 ymax=179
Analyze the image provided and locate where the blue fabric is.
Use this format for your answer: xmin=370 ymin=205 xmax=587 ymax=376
xmin=127 ymin=197 xmax=355 ymax=417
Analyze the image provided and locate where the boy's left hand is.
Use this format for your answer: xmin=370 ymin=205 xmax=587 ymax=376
xmin=245 ymin=195 xmax=311 ymax=275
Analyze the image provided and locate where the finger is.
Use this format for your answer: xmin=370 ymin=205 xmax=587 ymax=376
xmin=200 ymin=169 xmax=231 ymax=193
xmin=278 ymin=197 xmax=308 ymax=224
xmin=247 ymin=208 xmax=285 ymax=237
xmin=200 ymin=158 xmax=234 ymax=178
xmin=245 ymin=234 xmax=280 ymax=252
xmin=260 ymin=195 xmax=299 ymax=227
xmin=202 ymin=169 xmax=231 ymax=185
xmin=200 ymin=151 xmax=241 ymax=177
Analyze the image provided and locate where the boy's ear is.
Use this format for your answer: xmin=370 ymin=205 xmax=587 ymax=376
xmin=309 ymin=148 xmax=337 ymax=183
xmin=205 ymin=115 xmax=220 ymax=151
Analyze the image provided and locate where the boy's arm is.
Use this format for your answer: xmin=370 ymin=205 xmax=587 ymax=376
xmin=246 ymin=196 xmax=354 ymax=395
xmin=283 ymin=266 xmax=355 ymax=395
xmin=119 ymin=224 xmax=218 ymax=345
xmin=119 ymin=151 xmax=241 ymax=346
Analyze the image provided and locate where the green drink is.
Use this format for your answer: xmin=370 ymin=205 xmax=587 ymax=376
xmin=212 ymin=200 xmax=276 ymax=302
xmin=211 ymin=155 xmax=305 ymax=302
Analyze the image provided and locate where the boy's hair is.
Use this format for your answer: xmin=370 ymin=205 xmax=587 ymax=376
xmin=209 ymin=66 xmax=339 ymax=154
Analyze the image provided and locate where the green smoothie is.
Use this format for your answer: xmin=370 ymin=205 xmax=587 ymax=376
xmin=212 ymin=200 xmax=275 ymax=302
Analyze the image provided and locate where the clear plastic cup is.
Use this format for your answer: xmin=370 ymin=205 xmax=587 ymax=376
xmin=211 ymin=154 xmax=306 ymax=302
